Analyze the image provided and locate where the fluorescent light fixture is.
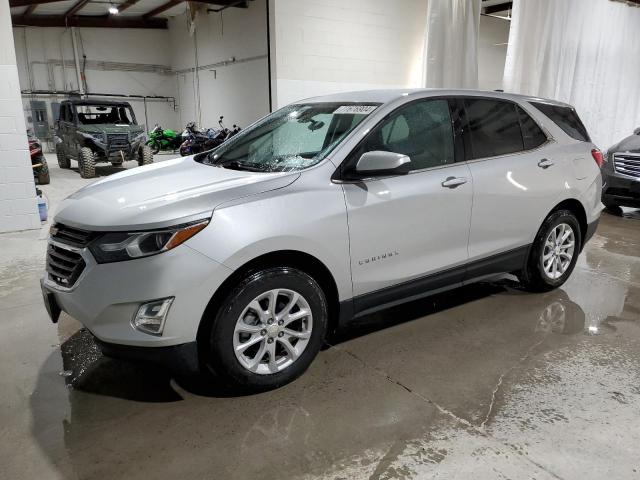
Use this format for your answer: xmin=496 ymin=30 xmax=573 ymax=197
xmin=108 ymin=5 xmax=119 ymax=14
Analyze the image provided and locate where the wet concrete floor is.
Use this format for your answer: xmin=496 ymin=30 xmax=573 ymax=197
xmin=1 ymin=157 xmax=639 ymax=479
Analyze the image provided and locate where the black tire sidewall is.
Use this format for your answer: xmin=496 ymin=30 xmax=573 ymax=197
xmin=205 ymin=267 xmax=328 ymax=391
xmin=527 ymin=210 xmax=582 ymax=290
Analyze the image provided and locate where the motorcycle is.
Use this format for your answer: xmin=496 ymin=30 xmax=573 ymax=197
xmin=146 ymin=124 xmax=183 ymax=154
xmin=29 ymin=136 xmax=50 ymax=185
xmin=179 ymin=117 xmax=241 ymax=157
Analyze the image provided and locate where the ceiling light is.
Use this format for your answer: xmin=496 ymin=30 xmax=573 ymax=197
xmin=108 ymin=5 xmax=119 ymax=14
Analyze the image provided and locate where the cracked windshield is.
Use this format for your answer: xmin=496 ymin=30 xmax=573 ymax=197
xmin=201 ymin=103 xmax=379 ymax=172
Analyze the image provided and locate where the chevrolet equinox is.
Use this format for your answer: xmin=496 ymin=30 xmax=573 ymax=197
xmin=41 ymin=89 xmax=603 ymax=390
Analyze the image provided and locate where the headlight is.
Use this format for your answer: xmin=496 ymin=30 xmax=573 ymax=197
xmin=81 ymin=132 xmax=105 ymax=142
xmin=89 ymin=219 xmax=209 ymax=263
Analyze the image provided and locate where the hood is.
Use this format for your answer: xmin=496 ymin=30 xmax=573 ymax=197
xmin=608 ymin=134 xmax=640 ymax=155
xmin=78 ymin=124 xmax=144 ymax=135
xmin=54 ymin=156 xmax=300 ymax=231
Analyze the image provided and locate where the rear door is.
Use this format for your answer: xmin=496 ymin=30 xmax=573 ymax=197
xmin=461 ymin=97 xmax=563 ymax=266
xmin=341 ymin=98 xmax=473 ymax=307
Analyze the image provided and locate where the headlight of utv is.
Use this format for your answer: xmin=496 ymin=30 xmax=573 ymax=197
xmin=89 ymin=219 xmax=209 ymax=263
xmin=80 ymin=132 xmax=106 ymax=142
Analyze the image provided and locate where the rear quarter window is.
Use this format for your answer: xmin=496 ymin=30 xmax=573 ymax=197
xmin=530 ymin=102 xmax=591 ymax=142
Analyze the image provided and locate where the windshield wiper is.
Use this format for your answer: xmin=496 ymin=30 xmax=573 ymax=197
xmin=218 ymin=160 xmax=268 ymax=172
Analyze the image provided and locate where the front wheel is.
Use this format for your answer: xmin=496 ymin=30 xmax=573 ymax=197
xmin=79 ymin=147 xmax=96 ymax=178
xmin=56 ymin=144 xmax=70 ymax=169
xmin=203 ymin=267 xmax=328 ymax=391
xmin=138 ymin=145 xmax=153 ymax=166
xmin=519 ymin=210 xmax=581 ymax=292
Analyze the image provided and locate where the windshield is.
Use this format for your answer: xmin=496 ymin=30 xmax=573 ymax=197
xmin=200 ymin=103 xmax=379 ymax=172
xmin=76 ymin=104 xmax=135 ymax=125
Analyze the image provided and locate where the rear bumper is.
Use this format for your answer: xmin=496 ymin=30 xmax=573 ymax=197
xmin=583 ymin=218 xmax=599 ymax=247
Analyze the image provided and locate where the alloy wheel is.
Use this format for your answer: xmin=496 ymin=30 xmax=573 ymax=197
xmin=542 ymin=223 xmax=575 ymax=280
xmin=233 ymin=289 xmax=313 ymax=375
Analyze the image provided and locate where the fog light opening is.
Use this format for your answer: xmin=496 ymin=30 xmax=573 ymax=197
xmin=132 ymin=297 xmax=174 ymax=336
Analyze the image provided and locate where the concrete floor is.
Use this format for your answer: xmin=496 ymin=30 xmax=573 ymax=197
xmin=1 ymin=154 xmax=639 ymax=480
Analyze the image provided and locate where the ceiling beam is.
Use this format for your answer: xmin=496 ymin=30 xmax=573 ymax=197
xmin=9 ymin=0 xmax=65 ymax=7
xmin=24 ymin=4 xmax=38 ymax=15
xmin=482 ymin=1 xmax=512 ymax=15
xmin=117 ymin=0 xmax=142 ymax=13
xmin=11 ymin=14 xmax=168 ymax=28
xmin=143 ymin=0 xmax=182 ymax=18
xmin=65 ymin=0 xmax=91 ymax=17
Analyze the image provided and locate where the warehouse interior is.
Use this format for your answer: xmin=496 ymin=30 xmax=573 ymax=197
xmin=1 ymin=1 xmax=639 ymax=479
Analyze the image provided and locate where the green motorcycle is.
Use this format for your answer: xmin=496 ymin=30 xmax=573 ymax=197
xmin=146 ymin=124 xmax=182 ymax=154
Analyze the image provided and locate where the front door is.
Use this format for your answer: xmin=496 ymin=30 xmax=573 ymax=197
xmin=340 ymin=98 xmax=473 ymax=311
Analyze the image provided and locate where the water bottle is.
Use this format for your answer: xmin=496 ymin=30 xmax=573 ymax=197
xmin=37 ymin=191 xmax=47 ymax=222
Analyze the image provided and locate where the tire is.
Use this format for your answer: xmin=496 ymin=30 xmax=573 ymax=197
xmin=36 ymin=157 xmax=50 ymax=185
xmin=79 ymin=147 xmax=96 ymax=178
xmin=138 ymin=145 xmax=154 ymax=166
xmin=147 ymin=140 xmax=161 ymax=155
xmin=56 ymin=143 xmax=70 ymax=169
xmin=519 ymin=210 xmax=582 ymax=292
xmin=204 ymin=267 xmax=328 ymax=391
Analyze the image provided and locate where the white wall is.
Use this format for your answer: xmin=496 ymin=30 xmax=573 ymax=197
xmin=13 ymin=26 xmax=178 ymax=133
xmin=169 ymin=1 xmax=270 ymax=129
xmin=270 ymin=0 xmax=428 ymax=107
xmin=477 ymin=15 xmax=510 ymax=91
xmin=1 ymin=3 xmax=40 ymax=233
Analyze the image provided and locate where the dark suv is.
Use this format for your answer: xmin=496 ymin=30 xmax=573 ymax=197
xmin=55 ymin=99 xmax=153 ymax=178
xmin=602 ymin=127 xmax=640 ymax=209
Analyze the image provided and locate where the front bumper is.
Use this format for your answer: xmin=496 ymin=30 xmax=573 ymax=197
xmin=602 ymin=169 xmax=640 ymax=208
xmin=42 ymin=241 xmax=233 ymax=347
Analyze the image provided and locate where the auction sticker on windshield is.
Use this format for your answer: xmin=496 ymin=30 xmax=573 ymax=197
xmin=334 ymin=105 xmax=378 ymax=114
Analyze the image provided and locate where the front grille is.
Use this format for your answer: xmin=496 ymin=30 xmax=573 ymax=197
xmin=613 ymin=153 xmax=640 ymax=179
xmin=46 ymin=244 xmax=86 ymax=288
xmin=107 ymin=133 xmax=130 ymax=150
xmin=51 ymin=223 xmax=95 ymax=248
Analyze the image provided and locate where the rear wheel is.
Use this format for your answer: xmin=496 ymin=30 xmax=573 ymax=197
xmin=138 ymin=145 xmax=153 ymax=166
xmin=79 ymin=147 xmax=96 ymax=178
xmin=146 ymin=140 xmax=161 ymax=155
xmin=519 ymin=210 xmax=581 ymax=292
xmin=203 ymin=267 xmax=328 ymax=391
xmin=56 ymin=144 xmax=70 ymax=169
xmin=36 ymin=157 xmax=50 ymax=184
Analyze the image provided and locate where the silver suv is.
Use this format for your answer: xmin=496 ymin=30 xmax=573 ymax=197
xmin=41 ymin=89 xmax=603 ymax=390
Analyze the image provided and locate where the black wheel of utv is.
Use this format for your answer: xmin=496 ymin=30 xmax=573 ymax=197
xmin=138 ymin=145 xmax=154 ymax=166
xmin=79 ymin=147 xmax=96 ymax=178
xmin=147 ymin=140 xmax=161 ymax=155
xmin=36 ymin=157 xmax=50 ymax=185
xmin=56 ymin=143 xmax=70 ymax=169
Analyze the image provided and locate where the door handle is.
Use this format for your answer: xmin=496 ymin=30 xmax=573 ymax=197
xmin=441 ymin=176 xmax=468 ymax=188
xmin=537 ymin=159 xmax=554 ymax=169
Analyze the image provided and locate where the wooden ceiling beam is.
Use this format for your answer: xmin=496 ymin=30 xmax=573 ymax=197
xmin=9 ymin=0 xmax=66 ymax=7
xmin=65 ymin=0 xmax=91 ymax=17
xmin=142 ymin=0 xmax=182 ymax=18
xmin=482 ymin=2 xmax=512 ymax=15
xmin=11 ymin=13 xmax=168 ymax=28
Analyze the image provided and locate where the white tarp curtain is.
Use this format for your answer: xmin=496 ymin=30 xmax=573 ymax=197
xmin=503 ymin=0 xmax=640 ymax=149
xmin=423 ymin=0 xmax=481 ymax=89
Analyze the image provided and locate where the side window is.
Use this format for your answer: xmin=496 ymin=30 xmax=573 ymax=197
xmin=517 ymin=106 xmax=547 ymax=150
xmin=464 ymin=99 xmax=524 ymax=159
xmin=352 ymin=99 xmax=455 ymax=172
xmin=59 ymin=105 xmax=67 ymax=122
xmin=530 ymin=102 xmax=590 ymax=142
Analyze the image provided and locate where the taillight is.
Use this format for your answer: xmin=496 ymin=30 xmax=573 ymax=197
xmin=591 ymin=149 xmax=604 ymax=167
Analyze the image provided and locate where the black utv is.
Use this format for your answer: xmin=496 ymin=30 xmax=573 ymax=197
xmin=55 ymin=99 xmax=153 ymax=178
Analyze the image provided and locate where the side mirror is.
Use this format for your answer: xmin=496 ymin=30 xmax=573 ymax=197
xmin=634 ymin=127 xmax=640 ymax=136
xmin=356 ymin=151 xmax=410 ymax=174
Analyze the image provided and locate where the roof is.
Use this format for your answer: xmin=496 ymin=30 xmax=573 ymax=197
xmin=301 ymin=88 xmax=573 ymax=109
